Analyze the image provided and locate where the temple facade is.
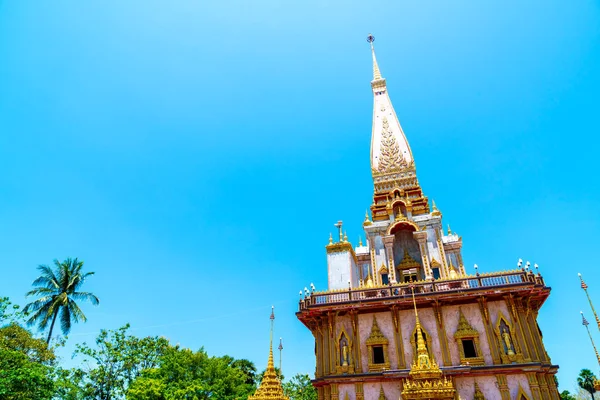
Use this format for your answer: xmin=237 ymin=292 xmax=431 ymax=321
xmin=296 ymin=36 xmax=559 ymax=400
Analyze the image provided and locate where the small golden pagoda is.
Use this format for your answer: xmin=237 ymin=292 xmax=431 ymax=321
xmin=249 ymin=307 xmax=289 ymax=400
xmin=401 ymin=288 xmax=455 ymax=400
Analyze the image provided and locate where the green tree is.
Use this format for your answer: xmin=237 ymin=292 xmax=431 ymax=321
xmin=561 ymin=389 xmax=578 ymax=400
xmin=23 ymin=258 xmax=99 ymax=344
xmin=578 ymin=369 xmax=598 ymax=399
xmin=283 ymin=374 xmax=317 ymax=400
xmin=127 ymin=346 xmax=256 ymax=400
xmin=0 ymin=319 xmax=56 ymax=400
xmin=74 ymin=324 xmax=169 ymax=399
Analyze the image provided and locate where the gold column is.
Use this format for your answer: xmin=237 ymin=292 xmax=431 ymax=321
xmin=331 ymin=384 xmax=338 ymax=400
xmin=317 ymin=387 xmax=324 ymax=400
xmin=527 ymin=372 xmax=542 ymax=400
xmin=413 ymin=231 xmax=430 ymax=278
xmin=383 ymin=235 xmax=396 ymax=282
xmin=496 ymin=374 xmax=510 ymax=400
xmin=546 ymin=373 xmax=561 ymax=400
xmin=350 ymin=310 xmax=362 ymax=373
xmin=537 ymin=373 xmax=551 ymax=399
xmin=525 ymin=305 xmax=549 ymax=363
xmin=478 ymin=296 xmax=501 ymax=364
xmin=327 ymin=312 xmax=336 ymax=375
xmin=432 ymin=302 xmax=451 ymax=366
xmin=506 ymin=296 xmax=531 ymax=361
xmin=435 ymin=228 xmax=449 ymax=277
xmin=391 ymin=306 xmax=406 ymax=368
xmin=516 ymin=299 xmax=539 ymax=361
xmin=355 ymin=383 xmax=364 ymax=400
xmin=324 ymin=385 xmax=331 ymax=400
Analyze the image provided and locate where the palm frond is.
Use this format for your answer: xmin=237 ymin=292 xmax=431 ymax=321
xmin=67 ymin=299 xmax=87 ymax=325
xmin=71 ymin=292 xmax=100 ymax=305
xmin=23 ymin=296 xmax=54 ymax=313
xmin=26 ymin=287 xmax=58 ymax=297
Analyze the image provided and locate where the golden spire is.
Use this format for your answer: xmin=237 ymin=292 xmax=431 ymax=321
xmin=248 ymin=307 xmax=289 ymax=400
xmin=328 ymin=233 xmax=333 ymax=245
xmin=359 ymin=236 xmax=363 ymax=247
xmin=579 ymin=273 xmax=600 ymax=332
xmin=411 ymin=287 xmax=431 ymax=369
xmin=367 ymin=34 xmax=382 ymax=81
xmin=447 ymin=224 xmax=452 ymax=235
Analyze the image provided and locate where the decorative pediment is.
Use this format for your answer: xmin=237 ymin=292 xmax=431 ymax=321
xmin=366 ymin=316 xmax=388 ymax=345
xmin=396 ymin=248 xmax=421 ymax=271
xmin=454 ymin=309 xmax=479 ymax=339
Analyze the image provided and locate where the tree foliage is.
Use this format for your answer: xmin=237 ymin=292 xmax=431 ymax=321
xmin=127 ymin=346 xmax=257 ymax=400
xmin=23 ymin=258 xmax=99 ymax=344
xmin=73 ymin=324 xmax=169 ymax=399
xmin=578 ymin=369 xmax=598 ymax=400
xmin=282 ymin=373 xmax=317 ymax=400
xmin=0 ymin=307 xmax=56 ymax=400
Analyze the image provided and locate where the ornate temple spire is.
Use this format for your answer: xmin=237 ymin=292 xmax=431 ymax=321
xmin=411 ymin=287 xmax=432 ymax=370
xmin=368 ymin=35 xmax=413 ymax=177
xmin=368 ymin=34 xmax=382 ymax=81
xmin=248 ymin=307 xmax=289 ymax=400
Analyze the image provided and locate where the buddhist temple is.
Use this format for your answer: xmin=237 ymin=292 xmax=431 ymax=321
xmin=296 ymin=35 xmax=560 ymax=400
xmin=249 ymin=307 xmax=289 ymax=400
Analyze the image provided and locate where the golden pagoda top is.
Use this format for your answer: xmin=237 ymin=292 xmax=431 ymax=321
xmin=248 ymin=307 xmax=289 ymax=400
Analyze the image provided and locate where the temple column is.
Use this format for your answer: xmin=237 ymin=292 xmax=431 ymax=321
xmin=479 ymin=296 xmax=501 ymax=364
xmin=496 ymin=375 xmax=510 ymax=400
xmin=413 ymin=231 xmax=430 ymax=278
xmin=382 ymin=235 xmax=396 ymax=283
xmin=506 ymin=296 xmax=532 ymax=361
xmin=527 ymin=373 xmax=542 ymax=400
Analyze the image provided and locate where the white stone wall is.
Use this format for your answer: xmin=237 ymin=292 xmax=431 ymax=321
xmin=327 ymin=251 xmax=352 ymax=290
xmin=455 ymin=376 xmax=501 ymax=399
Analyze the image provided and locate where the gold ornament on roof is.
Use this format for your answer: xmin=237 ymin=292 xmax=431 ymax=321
xmin=364 ymin=210 xmax=372 ymax=226
xmin=431 ymin=199 xmax=442 ymax=217
xmin=377 ymin=117 xmax=407 ymax=174
xmin=248 ymin=308 xmax=289 ymax=400
xmin=396 ymin=248 xmax=421 ymax=271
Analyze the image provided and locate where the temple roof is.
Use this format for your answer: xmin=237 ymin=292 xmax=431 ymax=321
xmin=368 ymin=35 xmax=414 ymax=177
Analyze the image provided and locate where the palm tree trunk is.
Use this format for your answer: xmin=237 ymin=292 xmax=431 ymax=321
xmin=46 ymin=310 xmax=59 ymax=344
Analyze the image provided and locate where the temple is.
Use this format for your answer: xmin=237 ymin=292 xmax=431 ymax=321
xmin=296 ymin=35 xmax=560 ymax=400
xmin=249 ymin=307 xmax=289 ymax=400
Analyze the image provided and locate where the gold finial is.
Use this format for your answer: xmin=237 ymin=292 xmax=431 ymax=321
xmin=343 ymin=231 xmax=348 ymax=242
xmin=447 ymin=224 xmax=452 ymax=235
xmin=431 ymin=199 xmax=442 ymax=217
xmin=365 ymin=210 xmax=370 ymax=221
xmin=335 ymin=221 xmax=343 ymax=242
xmin=580 ymin=273 xmax=600 ymax=332
xmin=328 ymin=233 xmax=333 ymax=245
xmin=359 ymin=236 xmax=363 ymax=247
xmin=367 ymin=34 xmax=382 ymax=81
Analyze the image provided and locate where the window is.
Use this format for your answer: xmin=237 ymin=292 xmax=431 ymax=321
xmin=373 ymin=346 xmax=385 ymax=364
xmin=432 ymin=267 xmax=440 ymax=279
xmin=462 ymin=339 xmax=477 ymax=358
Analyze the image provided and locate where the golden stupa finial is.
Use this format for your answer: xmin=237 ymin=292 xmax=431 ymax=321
xmin=411 ymin=286 xmax=431 ymax=369
xmin=431 ymin=199 xmax=442 ymax=217
xmin=580 ymin=273 xmax=600 ymax=332
xmin=447 ymin=224 xmax=452 ymax=235
xmin=359 ymin=236 xmax=363 ymax=247
xmin=367 ymin=34 xmax=382 ymax=81
xmin=343 ymin=231 xmax=348 ymax=242
xmin=248 ymin=307 xmax=289 ymax=400
xmin=328 ymin=233 xmax=333 ymax=245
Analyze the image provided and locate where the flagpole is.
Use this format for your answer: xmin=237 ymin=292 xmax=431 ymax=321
xmin=579 ymin=273 xmax=600 ymax=332
xmin=582 ymin=312 xmax=600 ymax=368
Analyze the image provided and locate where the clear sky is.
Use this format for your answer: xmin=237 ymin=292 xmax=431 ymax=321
xmin=0 ymin=0 xmax=598 ymax=393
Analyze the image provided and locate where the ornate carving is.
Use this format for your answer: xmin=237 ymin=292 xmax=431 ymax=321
xmin=377 ymin=117 xmax=407 ymax=173
xmin=453 ymin=308 xmax=484 ymax=366
xmin=366 ymin=316 xmax=390 ymax=371
xmin=494 ymin=312 xmax=524 ymax=364
xmin=335 ymin=328 xmax=354 ymax=374
xmin=378 ymin=386 xmax=387 ymax=400
xmin=473 ymin=381 xmax=485 ymax=400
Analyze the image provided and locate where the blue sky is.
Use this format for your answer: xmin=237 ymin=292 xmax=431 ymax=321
xmin=0 ymin=0 xmax=598 ymax=392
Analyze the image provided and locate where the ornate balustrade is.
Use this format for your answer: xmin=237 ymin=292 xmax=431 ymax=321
xmin=298 ymin=270 xmax=545 ymax=311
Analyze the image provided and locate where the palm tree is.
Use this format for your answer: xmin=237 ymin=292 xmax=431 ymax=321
xmin=577 ymin=368 xmax=597 ymax=399
xmin=23 ymin=258 xmax=99 ymax=344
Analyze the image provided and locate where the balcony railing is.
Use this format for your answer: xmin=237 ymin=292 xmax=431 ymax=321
xmin=298 ymin=270 xmax=545 ymax=311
